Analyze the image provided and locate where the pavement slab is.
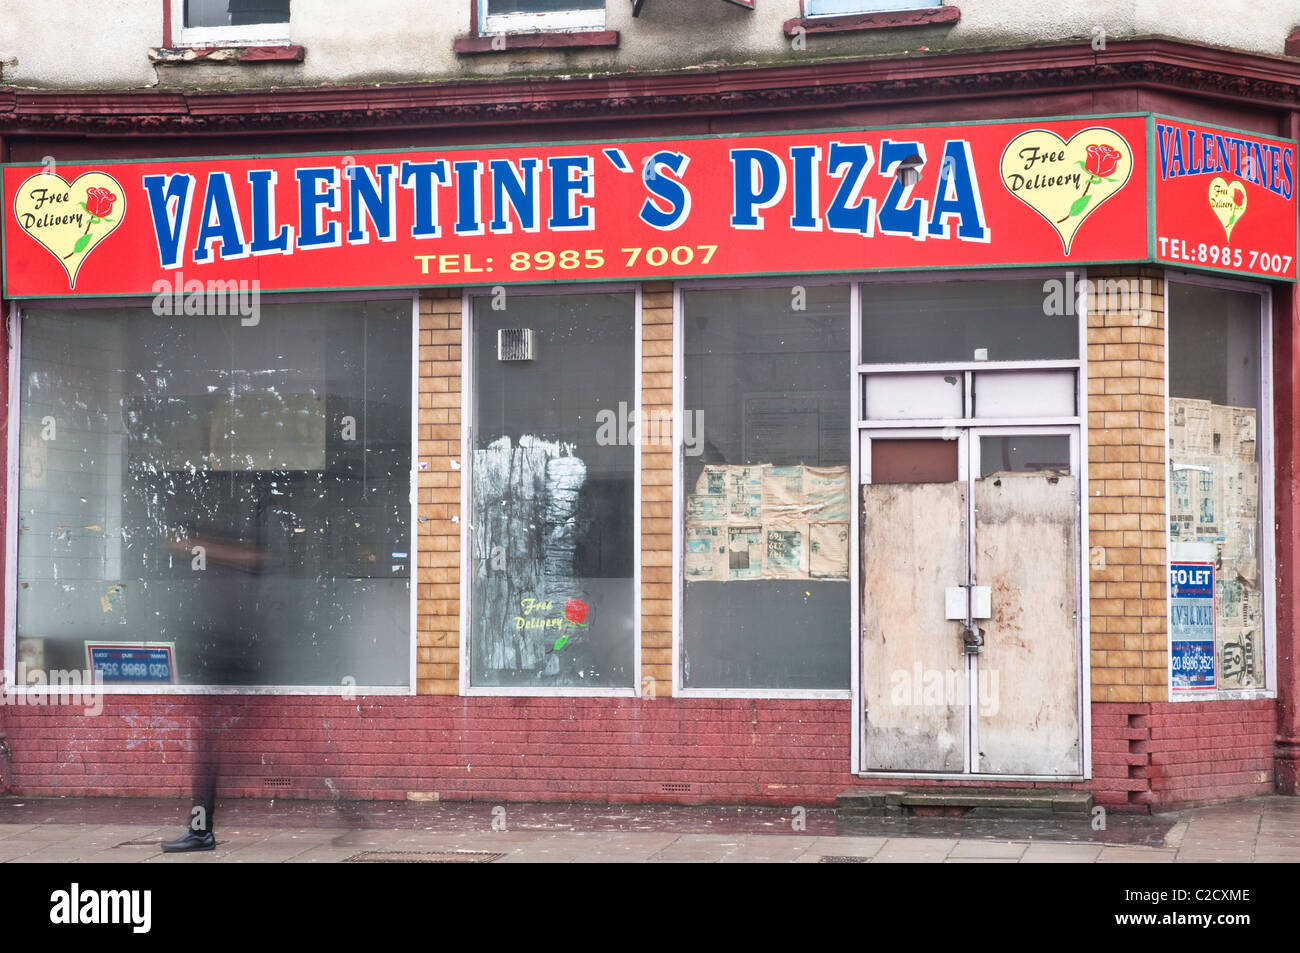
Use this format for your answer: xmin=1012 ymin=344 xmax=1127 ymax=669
xmin=0 ymin=794 xmax=1294 ymax=863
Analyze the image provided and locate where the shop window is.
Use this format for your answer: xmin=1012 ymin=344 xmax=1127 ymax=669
xmin=805 ymin=0 xmax=941 ymax=14
xmin=1167 ymin=281 xmax=1269 ymax=695
xmin=171 ymin=0 xmax=291 ymax=46
xmin=482 ymin=0 xmax=605 ymax=33
xmin=468 ymin=292 xmax=636 ymax=690
xmin=681 ymin=286 xmax=852 ymax=691
xmin=14 ymin=299 xmax=412 ymax=688
xmin=861 ymin=279 xmax=1078 ymax=365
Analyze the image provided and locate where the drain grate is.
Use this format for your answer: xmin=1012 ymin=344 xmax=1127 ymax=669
xmin=344 ymin=850 xmax=504 ymax=864
xmin=818 ymin=855 xmax=871 ymax=863
xmin=116 ymin=839 xmax=164 ymax=847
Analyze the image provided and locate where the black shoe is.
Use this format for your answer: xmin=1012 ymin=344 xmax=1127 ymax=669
xmin=161 ymin=830 xmax=215 ymax=852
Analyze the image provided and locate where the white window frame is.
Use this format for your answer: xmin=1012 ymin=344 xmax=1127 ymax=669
xmin=169 ymin=0 xmax=291 ymax=47
xmin=458 ymin=283 xmax=642 ymax=698
xmin=3 ymin=292 xmax=419 ymax=697
xmin=848 ymin=267 xmax=1090 ymax=779
xmin=804 ymin=0 xmax=940 ymax=16
xmin=1163 ymin=270 xmax=1277 ymax=702
xmin=480 ymin=2 xmax=605 ymax=35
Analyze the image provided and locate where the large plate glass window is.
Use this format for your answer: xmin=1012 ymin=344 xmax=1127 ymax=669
xmin=14 ymin=299 xmax=412 ymax=688
xmin=681 ymin=286 xmax=851 ymax=690
xmin=469 ymin=292 xmax=636 ymax=689
xmin=1166 ymin=280 xmax=1269 ymax=696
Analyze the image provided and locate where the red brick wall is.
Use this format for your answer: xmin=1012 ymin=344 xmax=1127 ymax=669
xmin=1091 ymin=701 xmax=1277 ymax=811
xmin=0 ymin=697 xmax=1277 ymax=809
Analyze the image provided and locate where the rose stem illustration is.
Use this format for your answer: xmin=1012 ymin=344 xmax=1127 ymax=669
xmin=1057 ymin=144 xmax=1121 ymax=223
xmin=64 ymin=187 xmax=116 ymax=258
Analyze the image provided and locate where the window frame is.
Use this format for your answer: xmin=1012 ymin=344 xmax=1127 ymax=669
xmin=803 ymin=0 xmax=941 ymax=17
xmin=672 ymin=276 xmax=858 ymax=701
xmin=1162 ymin=270 xmax=1277 ymax=702
xmin=458 ymin=283 xmax=643 ymax=698
xmin=3 ymin=292 xmax=419 ymax=697
xmin=168 ymin=0 xmax=292 ymax=48
xmin=479 ymin=0 xmax=606 ymax=35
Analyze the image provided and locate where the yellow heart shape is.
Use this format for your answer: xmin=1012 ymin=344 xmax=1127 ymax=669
xmin=1208 ymin=176 xmax=1247 ymax=241
xmin=12 ymin=171 xmax=125 ymax=290
xmin=999 ymin=128 xmax=1132 ymax=255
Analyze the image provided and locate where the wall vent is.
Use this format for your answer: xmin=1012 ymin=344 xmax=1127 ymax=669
xmin=659 ymin=782 xmax=696 ymax=794
xmin=263 ymin=777 xmax=292 ymax=789
xmin=498 ymin=328 xmax=536 ymax=361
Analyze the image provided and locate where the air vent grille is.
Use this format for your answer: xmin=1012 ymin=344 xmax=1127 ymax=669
xmin=498 ymin=328 xmax=536 ymax=361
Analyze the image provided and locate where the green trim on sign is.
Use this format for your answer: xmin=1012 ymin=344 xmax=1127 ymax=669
xmin=1146 ymin=115 xmax=1157 ymax=261
xmin=1154 ymin=257 xmax=1297 ymax=284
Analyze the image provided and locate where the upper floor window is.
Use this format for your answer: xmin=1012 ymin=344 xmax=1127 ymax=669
xmin=482 ymin=0 xmax=605 ymax=34
xmin=804 ymin=0 xmax=940 ymax=14
xmin=171 ymin=0 xmax=291 ymax=47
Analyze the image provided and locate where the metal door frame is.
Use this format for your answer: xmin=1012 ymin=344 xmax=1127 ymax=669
xmin=857 ymin=422 xmax=1087 ymax=780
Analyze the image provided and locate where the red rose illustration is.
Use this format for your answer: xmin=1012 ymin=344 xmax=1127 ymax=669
xmin=564 ymin=599 xmax=589 ymax=626
xmin=85 ymin=187 xmax=117 ymax=219
xmin=1084 ymin=144 xmax=1122 ymax=179
xmin=1233 ymin=188 xmax=1245 ymax=207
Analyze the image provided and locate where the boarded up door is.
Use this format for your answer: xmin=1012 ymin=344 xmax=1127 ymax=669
xmin=861 ymin=482 xmax=968 ymax=772
xmin=973 ymin=472 xmax=1081 ymax=775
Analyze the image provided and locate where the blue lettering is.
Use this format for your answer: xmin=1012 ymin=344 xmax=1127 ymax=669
xmin=729 ymin=148 xmax=786 ymax=229
xmin=547 ymin=156 xmax=594 ymax=231
xmin=789 ymin=145 xmax=821 ymax=232
xmin=141 ymin=173 xmax=194 ymax=269
xmin=927 ymin=140 xmax=989 ymax=242
xmin=825 ymin=141 xmax=874 ymax=236
xmin=399 ymin=160 xmax=450 ymax=239
xmin=876 ymin=140 xmax=926 ymax=240
xmin=489 ymin=158 xmax=542 ymax=234
xmin=639 ymin=151 xmax=692 ymax=232
xmin=346 ymin=163 xmax=396 ymax=244
xmin=247 ymin=170 xmax=291 ymax=255
xmin=453 ymin=160 xmax=485 ymax=237
xmin=295 ymin=167 xmax=340 ymax=249
xmin=192 ymin=172 xmax=247 ymax=263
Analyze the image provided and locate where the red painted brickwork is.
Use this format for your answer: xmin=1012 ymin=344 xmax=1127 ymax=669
xmin=1091 ymin=701 xmax=1277 ymax=811
xmin=0 ymin=698 xmax=1278 ymax=809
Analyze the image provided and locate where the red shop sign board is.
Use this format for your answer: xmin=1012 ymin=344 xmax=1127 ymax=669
xmin=1152 ymin=117 xmax=1298 ymax=280
xmin=1 ymin=114 xmax=1294 ymax=298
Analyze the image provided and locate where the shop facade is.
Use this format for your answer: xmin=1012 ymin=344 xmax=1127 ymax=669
xmin=1 ymin=37 xmax=1299 ymax=812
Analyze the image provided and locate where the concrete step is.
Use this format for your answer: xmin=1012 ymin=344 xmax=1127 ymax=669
xmin=835 ymin=788 xmax=1093 ymax=818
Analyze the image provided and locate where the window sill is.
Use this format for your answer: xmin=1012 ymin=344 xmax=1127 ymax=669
xmin=149 ymin=45 xmax=305 ymax=64
xmin=454 ymin=30 xmax=619 ymax=56
xmin=783 ymin=6 xmax=959 ymax=36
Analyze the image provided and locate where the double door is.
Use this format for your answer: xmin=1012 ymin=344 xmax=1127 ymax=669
xmin=859 ymin=427 xmax=1083 ymax=776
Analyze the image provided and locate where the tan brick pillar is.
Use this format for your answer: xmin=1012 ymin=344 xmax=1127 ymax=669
xmin=1086 ymin=270 xmax=1168 ymax=703
xmin=416 ymin=289 xmax=463 ymax=695
xmin=641 ymin=282 xmax=674 ymax=696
